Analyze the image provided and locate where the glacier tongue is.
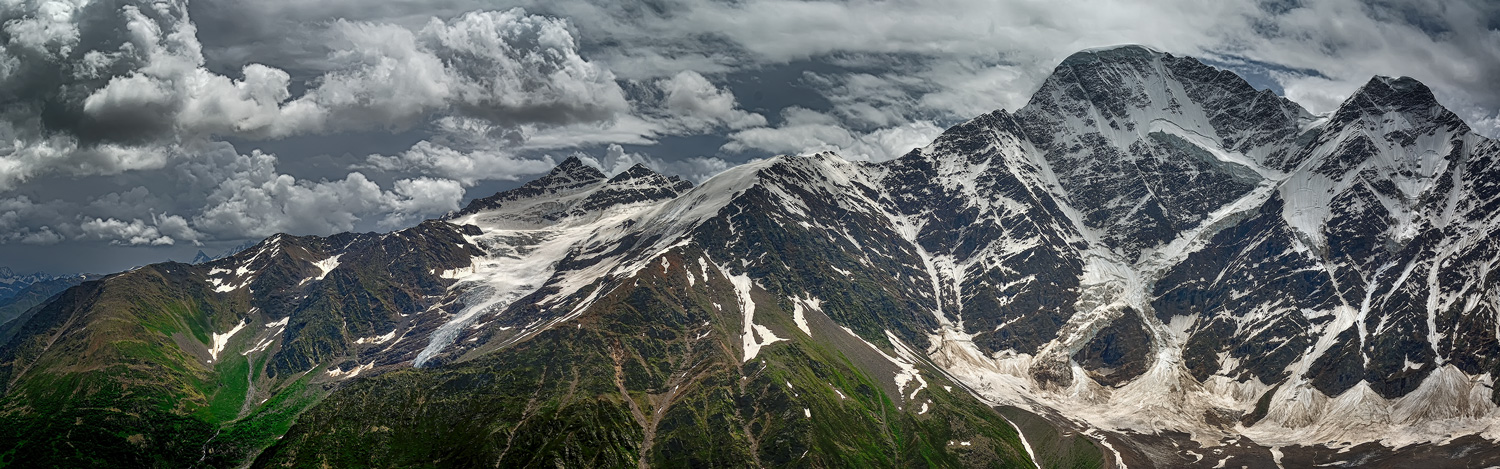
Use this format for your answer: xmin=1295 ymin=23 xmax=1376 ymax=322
xmin=412 ymin=227 xmax=566 ymax=368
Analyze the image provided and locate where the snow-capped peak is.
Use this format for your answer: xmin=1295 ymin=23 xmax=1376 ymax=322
xmin=450 ymin=157 xmax=695 ymax=229
xmin=546 ymin=156 xmax=608 ymax=186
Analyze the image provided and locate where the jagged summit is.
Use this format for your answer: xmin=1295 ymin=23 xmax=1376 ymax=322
xmin=608 ymin=163 xmax=674 ymax=184
xmin=450 ymin=156 xmax=607 ymax=217
xmin=1329 ymin=75 xmax=1468 ymax=133
xmin=451 ymin=156 xmax=693 ymax=223
xmin=1057 ymin=44 xmax=1168 ymax=66
xmin=1355 ymin=76 xmax=1441 ymax=109
xmin=1023 ymin=43 xmax=1308 ymax=128
xmin=550 ymin=156 xmax=607 ymax=183
xmin=1009 ymin=45 xmax=1313 ymax=256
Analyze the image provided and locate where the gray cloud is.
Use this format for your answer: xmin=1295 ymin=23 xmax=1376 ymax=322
xmin=190 ymin=146 xmax=469 ymax=239
xmin=365 ymin=139 xmax=559 ymax=186
xmin=0 ymin=2 xmax=639 ymax=191
xmin=655 ymin=70 xmax=767 ymax=131
xmin=0 ymin=196 xmax=68 ymax=245
xmin=79 ymin=215 xmax=200 ymax=246
xmin=723 ymin=107 xmax=943 ymax=162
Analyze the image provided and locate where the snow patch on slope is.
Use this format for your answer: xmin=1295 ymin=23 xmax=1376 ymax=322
xmin=209 ymin=319 xmax=248 ymax=363
xmin=327 ymin=362 xmax=373 ymax=379
xmin=313 ymin=254 xmax=341 ymax=280
xmin=723 ymin=269 xmax=784 ymax=362
xmin=356 ymin=330 xmax=398 ymax=345
xmin=791 ymin=295 xmax=822 ymax=336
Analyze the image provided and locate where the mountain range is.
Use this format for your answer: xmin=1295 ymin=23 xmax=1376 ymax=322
xmin=0 ymin=269 xmax=95 ymax=342
xmin=1 ymin=45 xmax=1498 ymax=468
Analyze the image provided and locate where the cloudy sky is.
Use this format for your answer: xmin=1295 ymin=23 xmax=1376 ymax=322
xmin=0 ymin=0 xmax=1496 ymax=274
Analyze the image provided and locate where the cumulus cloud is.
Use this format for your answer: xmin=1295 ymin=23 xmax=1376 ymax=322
xmin=0 ymin=196 xmax=68 ymax=245
xmin=723 ymin=107 xmax=943 ymax=162
xmin=0 ymin=3 xmax=639 ymax=191
xmin=382 ymin=177 xmax=467 ymax=228
xmin=655 ymin=70 xmax=767 ymax=131
xmin=79 ymin=214 xmax=199 ymax=246
xmin=365 ymin=139 xmax=557 ymax=186
xmin=289 ymin=9 xmax=630 ymax=134
xmin=191 ymin=148 xmax=469 ymax=239
xmin=77 ymin=1 xmax=301 ymax=142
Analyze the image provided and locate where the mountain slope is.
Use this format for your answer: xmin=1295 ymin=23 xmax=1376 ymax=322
xmin=920 ymin=47 xmax=1500 ymax=464
xmin=253 ymin=154 xmax=1047 ymax=467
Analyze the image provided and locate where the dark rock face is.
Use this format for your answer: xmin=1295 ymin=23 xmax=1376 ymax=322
xmin=881 ymin=112 xmax=1085 ymax=355
xmin=1152 ymin=193 xmax=1338 ymax=384
xmin=577 ymin=164 xmax=694 ymax=214
xmin=1017 ymin=46 xmax=1307 ymax=259
xmin=452 ymin=156 xmax=607 ymax=217
xmin=1074 ymin=307 xmax=1153 ymax=386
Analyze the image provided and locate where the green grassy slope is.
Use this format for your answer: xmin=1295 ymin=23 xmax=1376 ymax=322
xmin=254 ymin=248 xmax=1039 ymax=468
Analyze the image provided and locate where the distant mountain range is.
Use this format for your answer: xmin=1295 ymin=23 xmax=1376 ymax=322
xmin=1 ymin=46 xmax=1498 ymax=468
xmin=0 ymin=269 xmax=96 ymax=340
xmin=0 ymin=268 xmax=70 ymax=300
xmin=190 ymin=240 xmax=263 ymax=265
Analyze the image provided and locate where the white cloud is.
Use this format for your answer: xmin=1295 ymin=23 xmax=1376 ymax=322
xmin=0 ymin=4 xmax=641 ymax=191
xmin=3 ymin=0 xmax=87 ymax=58
xmin=192 ymin=148 xmax=468 ymax=239
xmin=289 ymin=20 xmax=454 ymax=133
xmin=655 ymin=70 xmax=766 ymax=131
xmin=0 ymin=127 xmax=178 ymax=191
xmin=382 ymin=177 xmax=467 ymax=228
xmin=288 ymin=9 xmax=631 ymax=134
xmin=425 ymin=9 xmax=628 ymax=125
xmin=79 ymin=2 xmax=302 ymax=140
xmin=365 ymin=140 xmax=557 ymax=186
xmin=193 ymin=150 xmax=381 ymax=238
xmin=79 ymin=216 xmax=193 ymax=246
xmin=723 ymin=107 xmax=943 ymax=162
